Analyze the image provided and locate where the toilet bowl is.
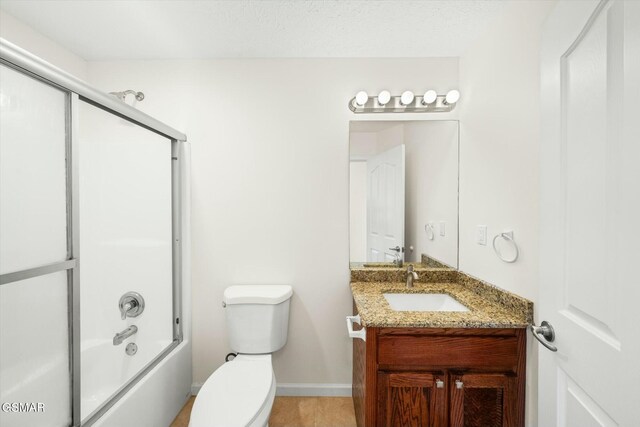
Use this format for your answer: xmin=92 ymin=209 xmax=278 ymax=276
xmin=188 ymin=355 xmax=275 ymax=427
xmin=188 ymin=285 xmax=292 ymax=427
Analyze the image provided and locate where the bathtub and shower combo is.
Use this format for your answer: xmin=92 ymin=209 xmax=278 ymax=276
xmin=0 ymin=39 xmax=191 ymax=427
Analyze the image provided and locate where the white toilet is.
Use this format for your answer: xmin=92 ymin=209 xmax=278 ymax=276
xmin=189 ymin=285 xmax=293 ymax=427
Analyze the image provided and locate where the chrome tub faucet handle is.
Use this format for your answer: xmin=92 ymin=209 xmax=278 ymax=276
xmin=119 ymin=292 xmax=145 ymax=320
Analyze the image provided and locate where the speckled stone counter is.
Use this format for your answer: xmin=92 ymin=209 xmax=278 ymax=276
xmin=421 ymin=254 xmax=453 ymax=269
xmin=350 ymin=263 xmax=458 ymax=283
xmin=351 ymin=275 xmax=533 ymax=328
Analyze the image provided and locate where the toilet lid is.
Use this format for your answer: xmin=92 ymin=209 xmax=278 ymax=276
xmin=189 ymin=356 xmax=274 ymax=427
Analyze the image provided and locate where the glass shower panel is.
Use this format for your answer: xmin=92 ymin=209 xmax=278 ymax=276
xmin=78 ymin=101 xmax=173 ymax=420
xmin=0 ymin=272 xmax=71 ymax=427
xmin=0 ymin=64 xmax=68 ymax=274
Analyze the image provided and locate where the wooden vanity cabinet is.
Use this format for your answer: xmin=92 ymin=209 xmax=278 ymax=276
xmin=377 ymin=371 xmax=448 ymax=427
xmin=449 ymin=372 xmax=518 ymax=427
xmin=352 ymin=324 xmax=526 ymax=427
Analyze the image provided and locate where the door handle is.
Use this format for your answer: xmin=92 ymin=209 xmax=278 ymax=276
xmin=530 ymin=320 xmax=557 ymax=352
xmin=389 ymin=246 xmax=401 ymax=252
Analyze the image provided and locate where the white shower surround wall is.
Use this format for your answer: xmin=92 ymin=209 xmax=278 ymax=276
xmin=92 ymin=141 xmax=192 ymax=427
xmin=77 ymin=97 xmax=178 ymax=421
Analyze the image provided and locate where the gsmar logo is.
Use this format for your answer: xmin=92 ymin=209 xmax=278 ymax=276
xmin=1 ymin=402 xmax=45 ymax=413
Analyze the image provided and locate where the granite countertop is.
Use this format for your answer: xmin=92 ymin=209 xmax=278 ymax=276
xmin=349 ymin=263 xmax=458 ymax=284
xmin=351 ymin=281 xmax=532 ymax=329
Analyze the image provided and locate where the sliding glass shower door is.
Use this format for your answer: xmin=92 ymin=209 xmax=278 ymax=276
xmin=1 ymin=51 xmax=183 ymax=427
xmin=78 ymin=101 xmax=174 ymax=422
xmin=0 ymin=63 xmax=72 ymax=427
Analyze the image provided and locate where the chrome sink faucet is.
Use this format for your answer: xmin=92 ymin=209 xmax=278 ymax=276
xmin=405 ymin=265 xmax=418 ymax=288
xmin=113 ymin=325 xmax=138 ymax=345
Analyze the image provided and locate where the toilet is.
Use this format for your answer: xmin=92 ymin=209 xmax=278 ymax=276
xmin=189 ymin=285 xmax=293 ymax=427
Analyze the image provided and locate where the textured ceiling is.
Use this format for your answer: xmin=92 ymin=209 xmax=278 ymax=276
xmin=0 ymin=0 xmax=510 ymax=60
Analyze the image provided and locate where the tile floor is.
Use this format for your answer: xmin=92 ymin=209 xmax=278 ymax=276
xmin=170 ymin=396 xmax=357 ymax=427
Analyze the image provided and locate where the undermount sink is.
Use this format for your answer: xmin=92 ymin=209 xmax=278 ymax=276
xmin=383 ymin=293 xmax=470 ymax=312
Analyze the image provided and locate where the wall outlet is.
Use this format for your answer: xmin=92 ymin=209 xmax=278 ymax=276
xmin=439 ymin=221 xmax=446 ymax=237
xmin=477 ymin=225 xmax=487 ymax=245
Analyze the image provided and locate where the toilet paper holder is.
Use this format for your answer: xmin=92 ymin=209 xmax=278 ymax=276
xmin=346 ymin=315 xmax=366 ymax=341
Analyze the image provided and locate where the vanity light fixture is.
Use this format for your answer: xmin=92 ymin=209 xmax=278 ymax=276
xmin=348 ymin=89 xmax=460 ymax=113
xmin=422 ymin=90 xmax=438 ymax=105
xmin=377 ymin=90 xmax=391 ymax=106
xmin=444 ymin=89 xmax=460 ymax=105
xmin=355 ymin=91 xmax=369 ymax=106
xmin=400 ymin=90 xmax=415 ymax=106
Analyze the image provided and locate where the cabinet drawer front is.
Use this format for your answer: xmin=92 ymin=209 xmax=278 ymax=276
xmin=378 ymin=336 xmax=519 ymax=370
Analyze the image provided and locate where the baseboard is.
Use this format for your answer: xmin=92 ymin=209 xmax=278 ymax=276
xmin=190 ymin=382 xmax=352 ymax=397
xmin=191 ymin=383 xmax=202 ymax=395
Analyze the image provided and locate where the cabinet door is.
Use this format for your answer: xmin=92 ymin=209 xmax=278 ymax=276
xmin=450 ymin=373 xmax=518 ymax=427
xmin=377 ymin=372 xmax=447 ymax=427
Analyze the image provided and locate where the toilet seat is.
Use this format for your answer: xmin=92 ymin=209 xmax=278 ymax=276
xmin=189 ymin=354 xmax=275 ymax=427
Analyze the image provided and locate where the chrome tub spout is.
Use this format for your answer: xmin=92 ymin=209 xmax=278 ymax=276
xmin=113 ymin=325 xmax=138 ymax=345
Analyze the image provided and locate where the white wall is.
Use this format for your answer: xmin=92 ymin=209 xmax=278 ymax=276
xmin=403 ymin=121 xmax=458 ymax=267
xmin=375 ymin=123 xmax=404 ymax=153
xmin=83 ymin=58 xmax=458 ymax=390
xmin=348 ymin=132 xmax=376 ymax=262
xmin=0 ymin=10 xmax=87 ymax=79
xmin=459 ymin=1 xmax=556 ymax=425
xmin=349 ymin=131 xmax=377 ymax=161
xmin=349 ymin=161 xmax=367 ymax=262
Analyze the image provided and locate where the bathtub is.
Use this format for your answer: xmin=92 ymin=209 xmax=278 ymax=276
xmin=81 ymin=338 xmax=173 ymax=419
xmin=90 ymin=340 xmax=191 ymax=427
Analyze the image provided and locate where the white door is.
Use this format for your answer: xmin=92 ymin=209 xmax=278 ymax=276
xmin=539 ymin=1 xmax=640 ymax=426
xmin=366 ymin=145 xmax=405 ymax=262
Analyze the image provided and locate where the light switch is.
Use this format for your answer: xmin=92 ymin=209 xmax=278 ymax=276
xmin=439 ymin=221 xmax=446 ymax=237
xmin=477 ymin=225 xmax=487 ymax=245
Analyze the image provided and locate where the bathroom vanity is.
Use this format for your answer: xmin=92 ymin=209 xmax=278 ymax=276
xmin=349 ymin=266 xmax=532 ymax=427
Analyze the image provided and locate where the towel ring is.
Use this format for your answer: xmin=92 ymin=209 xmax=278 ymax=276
xmin=425 ymin=223 xmax=435 ymax=240
xmin=492 ymin=231 xmax=519 ymax=263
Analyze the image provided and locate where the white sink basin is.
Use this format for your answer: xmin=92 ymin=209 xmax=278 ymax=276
xmin=383 ymin=293 xmax=470 ymax=312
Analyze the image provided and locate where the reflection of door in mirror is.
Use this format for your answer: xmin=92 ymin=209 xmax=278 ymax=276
xmin=366 ymin=145 xmax=405 ymax=262
xmin=349 ymin=121 xmax=459 ymax=268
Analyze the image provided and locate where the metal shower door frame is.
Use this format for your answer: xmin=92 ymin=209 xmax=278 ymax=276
xmin=0 ymin=38 xmax=187 ymax=427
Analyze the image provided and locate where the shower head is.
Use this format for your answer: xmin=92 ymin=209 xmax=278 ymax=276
xmin=109 ymin=90 xmax=145 ymax=103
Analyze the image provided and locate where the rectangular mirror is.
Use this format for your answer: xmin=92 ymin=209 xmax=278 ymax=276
xmin=349 ymin=120 xmax=459 ymax=268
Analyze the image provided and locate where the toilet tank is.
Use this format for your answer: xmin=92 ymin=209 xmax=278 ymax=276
xmin=223 ymin=285 xmax=293 ymax=354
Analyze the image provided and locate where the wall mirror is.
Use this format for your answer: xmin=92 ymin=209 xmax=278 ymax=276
xmin=349 ymin=120 xmax=459 ymax=269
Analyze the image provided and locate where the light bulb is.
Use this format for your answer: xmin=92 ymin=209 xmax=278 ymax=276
xmin=444 ymin=90 xmax=460 ymax=105
xmin=377 ymin=90 xmax=391 ymax=106
xmin=400 ymin=91 xmax=414 ymax=106
xmin=422 ymin=90 xmax=437 ymax=105
xmin=355 ymin=91 xmax=368 ymax=106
